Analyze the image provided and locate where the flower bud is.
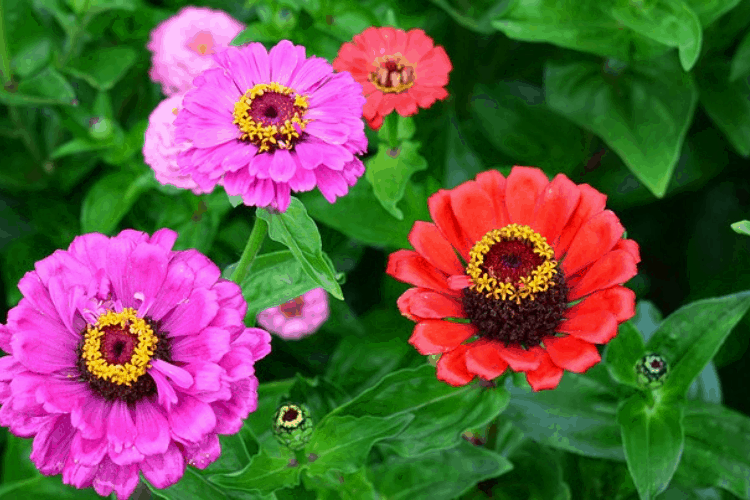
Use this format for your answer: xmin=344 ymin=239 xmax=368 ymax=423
xmin=273 ymin=403 xmax=313 ymax=451
xmin=636 ymin=353 xmax=669 ymax=387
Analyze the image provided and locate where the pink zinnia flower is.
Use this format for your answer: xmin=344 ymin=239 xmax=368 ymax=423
xmin=147 ymin=6 xmax=245 ymax=96
xmin=0 ymin=228 xmax=271 ymax=499
xmin=174 ymin=40 xmax=367 ymax=212
xmin=143 ymin=92 xmax=208 ymax=194
xmin=257 ymin=288 xmax=329 ymax=340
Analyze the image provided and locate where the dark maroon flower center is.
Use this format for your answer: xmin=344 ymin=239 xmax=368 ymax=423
xmin=100 ymin=326 xmax=137 ymax=364
xmin=482 ymin=240 xmax=544 ymax=284
xmin=370 ymin=57 xmax=415 ymax=93
xmin=249 ymin=92 xmax=298 ymax=127
xmin=283 ymin=408 xmax=299 ymax=422
xmin=279 ymin=297 xmax=305 ymax=318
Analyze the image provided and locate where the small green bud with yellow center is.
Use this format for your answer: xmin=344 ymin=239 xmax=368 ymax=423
xmin=636 ymin=353 xmax=669 ymax=388
xmin=273 ymin=403 xmax=313 ymax=451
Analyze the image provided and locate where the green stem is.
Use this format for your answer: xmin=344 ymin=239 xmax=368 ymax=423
xmin=0 ymin=0 xmax=12 ymax=86
xmin=229 ymin=214 xmax=267 ymax=285
xmin=385 ymin=113 xmax=399 ymax=150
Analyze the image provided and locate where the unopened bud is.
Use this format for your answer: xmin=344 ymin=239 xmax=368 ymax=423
xmin=273 ymin=403 xmax=313 ymax=451
xmin=636 ymin=353 xmax=669 ymax=387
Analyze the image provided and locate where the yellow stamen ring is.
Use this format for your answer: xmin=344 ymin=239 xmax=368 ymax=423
xmin=466 ymin=224 xmax=559 ymax=304
xmin=232 ymin=82 xmax=310 ymax=153
xmin=276 ymin=404 xmax=304 ymax=429
xmin=81 ymin=308 xmax=158 ymax=386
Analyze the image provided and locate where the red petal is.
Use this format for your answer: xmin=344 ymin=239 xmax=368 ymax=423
xmin=428 ymin=190 xmax=472 ymax=260
xmin=562 ymin=210 xmax=624 ymax=276
xmin=448 ymin=274 xmax=472 ymax=290
xmin=496 ymin=344 xmax=541 ymax=371
xmin=450 ymin=180 xmax=497 ymax=243
xmin=436 ymin=344 xmax=475 ymax=386
xmin=614 ymin=238 xmax=641 ymax=264
xmin=395 ymin=95 xmax=419 ymax=116
xmin=505 ymin=167 xmax=549 ymax=226
xmin=465 ymin=341 xmax=509 ymax=380
xmin=409 ymin=320 xmax=477 ymax=355
xmin=555 ymin=183 xmax=607 ymax=259
xmin=415 ymin=47 xmax=452 ymax=86
xmin=568 ymin=250 xmax=638 ymax=301
xmin=544 ymin=336 xmax=601 ymax=373
xmin=533 ymin=174 xmax=580 ymax=246
xmin=408 ymin=221 xmax=463 ymax=275
xmin=367 ymin=113 xmax=384 ymax=130
xmin=408 ymin=85 xmax=448 ymax=108
xmin=397 ymin=288 xmax=465 ymax=321
xmin=405 ymin=28 xmax=435 ymax=62
xmin=558 ymin=311 xmax=618 ymax=344
xmin=475 ymin=169 xmax=510 ymax=228
xmin=386 ymin=249 xmax=454 ymax=294
xmin=567 ymin=286 xmax=636 ymax=322
xmin=525 ymin=349 xmax=564 ymax=391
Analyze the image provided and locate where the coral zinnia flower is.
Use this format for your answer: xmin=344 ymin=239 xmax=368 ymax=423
xmin=386 ymin=167 xmax=640 ymax=391
xmin=147 ymin=6 xmax=245 ymax=96
xmin=257 ymin=288 xmax=329 ymax=340
xmin=174 ymin=40 xmax=367 ymax=212
xmin=332 ymin=27 xmax=452 ymax=130
xmin=0 ymin=229 xmax=271 ymax=498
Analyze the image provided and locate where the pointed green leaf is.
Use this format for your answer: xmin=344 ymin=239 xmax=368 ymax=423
xmin=258 ymin=198 xmax=343 ymax=300
xmin=365 ymin=140 xmax=427 ymax=220
xmin=698 ymin=65 xmax=750 ymax=157
xmin=327 ymin=365 xmax=509 ymax=457
xmin=617 ymin=393 xmax=685 ymax=499
xmin=605 ymin=321 xmax=647 ymax=388
xmin=80 ymin=171 xmax=153 ymax=234
xmin=64 ymin=46 xmax=137 ymax=90
xmin=211 ymin=441 xmax=302 ymax=496
xmin=545 ymin=55 xmax=698 ymax=197
xmin=732 ymin=220 xmax=750 ymax=236
xmin=494 ymin=440 xmax=572 ymax=500
xmin=647 ymin=291 xmax=750 ymax=401
xmin=307 ymin=414 xmax=413 ymax=476
xmin=1 ymin=66 xmax=76 ymax=106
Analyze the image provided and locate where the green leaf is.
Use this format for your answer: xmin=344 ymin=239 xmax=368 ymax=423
xmin=0 ymin=66 xmax=76 ymax=106
xmin=608 ymin=0 xmax=702 ymax=71
xmin=307 ymin=414 xmax=413 ymax=476
xmin=732 ymin=220 xmax=750 ymax=236
xmin=10 ymin=36 xmax=52 ymax=78
xmin=685 ymin=360 xmax=722 ymax=404
xmin=429 ymin=0 xmax=510 ymax=33
xmin=730 ymin=31 xmax=750 ymax=81
xmin=545 ymin=55 xmax=698 ymax=198
xmin=647 ymin=291 xmax=750 ymax=401
xmin=675 ymin=401 xmax=750 ymax=498
xmin=493 ymin=439 xmax=572 ymax=500
xmin=257 ymin=198 xmax=343 ymax=300
xmin=327 ymin=365 xmax=509 ymax=457
xmin=286 ymin=374 xmax=350 ymax=425
xmin=605 ymin=321 xmax=647 ymax=388
xmin=64 ymin=46 xmax=138 ymax=91
xmin=80 ymin=171 xmax=153 ymax=234
xmin=302 ymin=468 xmax=377 ymax=500
xmin=471 ymin=81 xmax=587 ymax=173
xmin=369 ymin=441 xmax=513 ymax=500
xmin=243 ymin=379 xmax=296 ymax=445
xmin=50 ymin=137 xmax=111 ymax=159
xmin=298 ymin=178 xmax=431 ymax=248
xmin=211 ymin=440 xmax=302 ymax=496
xmin=617 ymin=393 xmax=685 ymax=499
xmin=444 ymin=111 xmax=484 ymax=188
xmin=365 ymin=141 xmax=428 ymax=220
xmin=684 ymin=0 xmax=742 ymax=26
xmin=68 ymin=0 xmax=136 ymax=16
xmin=1 ymin=434 xmax=36 ymax=483
xmin=160 ymin=192 xmax=232 ymax=254
xmin=503 ymin=366 xmax=626 ymax=460
xmin=698 ymin=65 xmax=750 ymax=157
xmin=0 ymin=475 xmax=102 ymax=500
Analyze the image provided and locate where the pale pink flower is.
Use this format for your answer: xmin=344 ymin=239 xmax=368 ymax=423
xmin=257 ymin=288 xmax=329 ymax=340
xmin=147 ymin=6 xmax=245 ymax=96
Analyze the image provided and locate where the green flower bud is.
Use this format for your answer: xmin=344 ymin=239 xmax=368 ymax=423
xmin=636 ymin=353 xmax=669 ymax=387
xmin=273 ymin=403 xmax=313 ymax=451
xmin=89 ymin=117 xmax=113 ymax=141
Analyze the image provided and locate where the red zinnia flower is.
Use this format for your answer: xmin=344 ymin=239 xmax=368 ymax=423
xmin=386 ymin=167 xmax=640 ymax=391
xmin=332 ymin=27 xmax=452 ymax=130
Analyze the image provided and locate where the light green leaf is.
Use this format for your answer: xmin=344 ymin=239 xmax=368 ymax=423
xmin=258 ymin=198 xmax=343 ymax=300
xmin=64 ymin=46 xmax=138 ymax=91
xmin=50 ymin=138 xmax=110 ymax=159
xmin=80 ymin=171 xmax=153 ymax=234
xmin=0 ymin=475 xmax=101 ymax=500
xmin=647 ymin=290 xmax=750 ymax=401
xmin=369 ymin=441 xmax=513 ymax=500
xmin=327 ymin=365 xmax=509 ymax=457
xmin=10 ymin=36 xmax=51 ymax=78
xmin=617 ymin=393 xmax=685 ymax=499
xmin=303 ymin=467 xmax=377 ymax=500
xmin=698 ymin=65 xmax=750 ymax=157
xmin=608 ymin=0 xmax=702 ymax=71
xmin=0 ymin=66 xmax=76 ymax=106
xmin=209 ymin=441 xmax=301 ymax=496
xmin=545 ymin=55 xmax=698 ymax=197
xmin=732 ymin=220 xmax=750 ymax=236
xmin=605 ymin=321 xmax=647 ymax=388
xmin=365 ymin=141 xmax=428 ymax=220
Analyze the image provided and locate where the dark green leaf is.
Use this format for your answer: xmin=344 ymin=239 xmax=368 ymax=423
xmin=243 ymin=379 xmax=296 ymax=445
xmin=732 ymin=220 xmax=750 ymax=236
xmin=698 ymin=65 xmax=750 ymax=157
xmin=50 ymin=137 xmax=110 ymax=159
xmin=306 ymin=414 xmax=413 ymax=476
xmin=327 ymin=365 xmax=509 ymax=457
xmin=286 ymin=374 xmax=350 ymax=425
xmin=493 ymin=440 xmax=572 ymax=500
xmin=302 ymin=468 xmax=377 ymax=500
xmin=1 ymin=66 xmax=76 ymax=106
xmin=684 ymin=0 xmax=742 ymax=26
xmin=258 ymin=198 xmax=343 ymax=300
xmin=617 ymin=393 xmax=685 ymax=499
xmin=730 ymin=31 xmax=750 ymax=81
xmin=80 ymin=171 xmax=153 ymax=234
xmin=545 ymin=55 xmax=698 ymax=197
xmin=429 ymin=0 xmax=510 ymax=33
xmin=365 ymin=141 xmax=428 ymax=220
xmin=10 ymin=36 xmax=52 ymax=78
xmin=605 ymin=321 xmax=647 ymax=388
xmin=64 ymin=46 xmax=138 ymax=90
xmin=1 ymin=434 xmax=36 ymax=483
xmin=370 ymin=441 xmax=513 ymax=500
xmin=0 ymin=475 xmax=102 ymax=500
xmin=647 ymin=291 xmax=750 ymax=401
xmin=444 ymin=111 xmax=484 ymax=188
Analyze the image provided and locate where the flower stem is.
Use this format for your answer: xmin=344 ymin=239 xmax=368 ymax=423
xmin=385 ymin=112 xmax=399 ymax=150
xmin=229 ymin=214 xmax=267 ymax=285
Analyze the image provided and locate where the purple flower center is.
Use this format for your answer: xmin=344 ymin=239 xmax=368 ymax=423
xmin=250 ymin=92 xmax=296 ymax=127
xmin=279 ymin=297 xmax=305 ymax=318
xmin=370 ymin=56 xmax=415 ymax=93
xmin=100 ymin=326 xmax=137 ymax=364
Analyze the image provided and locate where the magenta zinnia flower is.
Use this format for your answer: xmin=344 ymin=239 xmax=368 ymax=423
xmin=147 ymin=6 xmax=245 ymax=96
xmin=174 ymin=40 xmax=367 ymax=212
xmin=257 ymin=288 xmax=329 ymax=340
xmin=0 ymin=229 xmax=271 ymax=499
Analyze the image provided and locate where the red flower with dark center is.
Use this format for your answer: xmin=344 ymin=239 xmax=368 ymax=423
xmin=386 ymin=166 xmax=640 ymax=391
xmin=332 ymin=27 xmax=452 ymax=130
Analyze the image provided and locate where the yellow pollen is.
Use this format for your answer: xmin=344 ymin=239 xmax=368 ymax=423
xmin=466 ymin=224 xmax=559 ymax=304
xmin=232 ymin=82 xmax=310 ymax=153
xmin=81 ymin=308 xmax=158 ymax=386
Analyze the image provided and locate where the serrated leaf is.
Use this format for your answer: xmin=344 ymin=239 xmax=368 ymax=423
xmin=365 ymin=141 xmax=427 ymax=220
